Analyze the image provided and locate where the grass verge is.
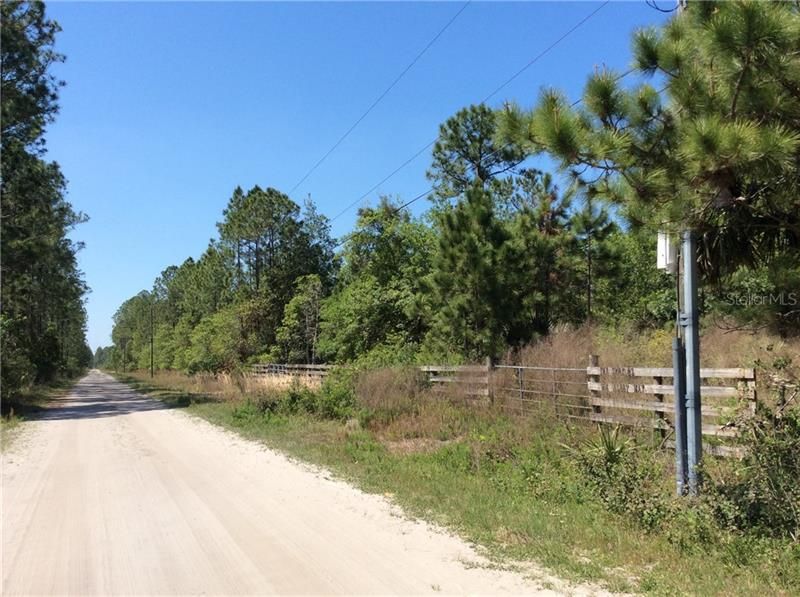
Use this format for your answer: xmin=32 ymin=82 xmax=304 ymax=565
xmin=114 ymin=370 xmax=799 ymax=596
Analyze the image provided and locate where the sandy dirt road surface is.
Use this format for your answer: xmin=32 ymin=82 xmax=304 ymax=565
xmin=2 ymin=370 xmax=596 ymax=596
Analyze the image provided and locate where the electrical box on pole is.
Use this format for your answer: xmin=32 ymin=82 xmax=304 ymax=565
xmin=657 ymin=231 xmax=677 ymax=273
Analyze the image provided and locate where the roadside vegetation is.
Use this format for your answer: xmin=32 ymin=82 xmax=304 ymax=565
xmin=1 ymin=2 xmax=93 ymax=406
xmin=115 ymin=325 xmax=800 ymax=596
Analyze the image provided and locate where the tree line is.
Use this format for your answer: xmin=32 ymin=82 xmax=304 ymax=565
xmin=102 ymin=1 xmax=799 ymax=372
xmin=2 ymin=1 xmax=92 ymax=403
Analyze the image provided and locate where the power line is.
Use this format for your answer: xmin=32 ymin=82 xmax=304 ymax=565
xmin=288 ymin=1 xmax=472 ymax=196
xmin=329 ymin=139 xmax=436 ymax=221
xmin=382 ymin=69 xmax=651 ymax=219
xmin=371 ymin=73 xmax=638 ymax=221
xmin=331 ymin=140 xmax=516 ymax=250
xmin=328 ymin=0 xmax=613 ymax=224
xmin=645 ymin=0 xmax=679 ymax=14
xmin=481 ymin=0 xmax=611 ymax=104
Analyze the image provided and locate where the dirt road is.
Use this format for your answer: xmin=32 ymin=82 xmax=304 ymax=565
xmin=2 ymin=371 xmax=586 ymax=596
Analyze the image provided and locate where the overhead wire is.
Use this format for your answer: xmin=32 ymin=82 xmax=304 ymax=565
xmin=328 ymin=0 xmax=613 ymax=224
xmin=288 ymin=1 xmax=472 ymax=196
xmin=480 ymin=0 xmax=611 ymax=105
xmin=362 ymin=67 xmax=638 ymax=227
xmin=645 ymin=0 xmax=679 ymax=14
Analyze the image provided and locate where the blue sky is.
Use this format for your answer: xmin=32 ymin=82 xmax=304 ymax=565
xmin=45 ymin=1 xmax=670 ymax=350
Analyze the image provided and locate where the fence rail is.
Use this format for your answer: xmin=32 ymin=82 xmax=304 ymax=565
xmin=418 ymin=364 xmax=491 ymax=398
xmin=250 ymin=363 xmax=333 ymax=379
xmin=583 ymin=359 xmax=756 ymax=440
xmin=251 ymin=357 xmax=757 ymax=456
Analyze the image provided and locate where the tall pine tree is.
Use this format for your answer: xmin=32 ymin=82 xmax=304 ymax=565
xmin=1 ymin=1 xmax=91 ymax=399
xmin=498 ymin=0 xmax=800 ymax=333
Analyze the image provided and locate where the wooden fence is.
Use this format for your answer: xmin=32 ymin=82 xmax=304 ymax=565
xmin=250 ymin=363 xmax=332 ymax=380
xmin=251 ymin=359 xmax=757 ymax=455
xmin=418 ymin=364 xmax=491 ymax=398
xmin=494 ymin=358 xmax=755 ymax=456
xmin=585 ymin=363 xmax=756 ymax=436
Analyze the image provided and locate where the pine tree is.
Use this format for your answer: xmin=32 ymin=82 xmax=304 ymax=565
xmin=1 ymin=1 xmax=91 ymax=398
xmin=505 ymin=169 xmax=579 ymax=333
xmin=570 ymin=195 xmax=619 ymax=321
xmin=427 ymin=104 xmax=524 ymax=209
xmin=498 ymin=0 xmax=800 ymax=283
xmin=428 ymin=185 xmax=514 ymax=360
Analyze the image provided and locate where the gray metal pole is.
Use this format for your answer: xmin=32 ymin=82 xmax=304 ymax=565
xmin=673 ymin=336 xmax=687 ymax=495
xmin=681 ymin=230 xmax=702 ymax=495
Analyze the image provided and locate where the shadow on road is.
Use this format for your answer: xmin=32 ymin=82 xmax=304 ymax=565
xmin=36 ymin=374 xmax=174 ymax=422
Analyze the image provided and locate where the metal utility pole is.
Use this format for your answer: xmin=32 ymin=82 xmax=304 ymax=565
xmin=150 ymin=302 xmax=155 ymax=379
xmin=673 ymin=334 xmax=688 ymax=494
xmin=680 ymin=230 xmax=702 ymax=495
xmin=674 ymin=248 xmax=688 ymax=495
xmin=658 ymin=230 xmax=688 ymax=494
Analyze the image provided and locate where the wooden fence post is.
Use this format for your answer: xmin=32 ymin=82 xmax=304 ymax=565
xmin=654 ymin=374 xmax=666 ymax=441
xmin=552 ymin=367 xmax=559 ymax=420
xmin=589 ymin=355 xmax=601 ymax=419
xmin=486 ymin=356 xmax=494 ymax=405
xmin=747 ymin=369 xmax=757 ymax=416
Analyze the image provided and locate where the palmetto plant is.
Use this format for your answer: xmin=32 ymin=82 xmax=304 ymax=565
xmin=582 ymin=425 xmax=632 ymax=471
xmin=562 ymin=424 xmax=634 ymax=476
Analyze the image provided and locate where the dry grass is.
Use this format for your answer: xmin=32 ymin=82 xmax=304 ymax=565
xmin=354 ymin=367 xmax=425 ymax=419
xmin=505 ymin=323 xmax=799 ymax=370
xmin=122 ymin=322 xmax=799 ymax=452
xmin=244 ymin=373 xmax=323 ymax=393
xmin=123 ymin=370 xmax=322 ymax=403
xmin=501 ymin=323 xmax=799 ymax=406
xmin=352 ymin=368 xmax=481 ymax=443
xmin=133 ymin=370 xmax=239 ymax=400
xmin=351 ymin=367 xmax=566 ymax=456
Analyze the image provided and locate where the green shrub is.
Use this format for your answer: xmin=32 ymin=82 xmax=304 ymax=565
xmin=662 ymin=501 xmax=719 ymax=553
xmin=186 ymin=306 xmax=245 ymax=373
xmin=282 ymin=382 xmax=318 ymax=414
xmin=706 ymin=405 xmax=800 ymax=540
xmin=569 ymin=426 xmax=671 ymax=532
xmin=316 ymin=367 xmax=356 ymax=420
xmin=344 ymin=429 xmax=385 ymax=464
xmin=230 ymin=390 xmax=285 ymax=422
xmin=231 ymin=399 xmax=263 ymax=423
xmin=432 ymin=442 xmax=473 ymax=474
xmin=518 ymin=456 xmax=586 ymax=504
xmin=467 ymin=426 xmax=520 ymax=472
